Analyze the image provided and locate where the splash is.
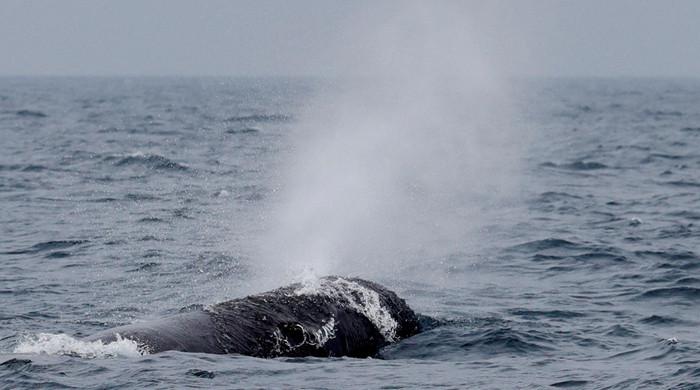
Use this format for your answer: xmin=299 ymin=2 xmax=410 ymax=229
xmin=13 ymin=333 xmax=146 ymax=358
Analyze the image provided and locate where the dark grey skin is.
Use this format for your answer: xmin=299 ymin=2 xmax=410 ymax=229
xmin=86 ymin=276 xmax=421 ymax=358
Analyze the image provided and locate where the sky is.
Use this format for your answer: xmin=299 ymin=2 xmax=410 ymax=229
xmin=1 ymin=0 xmax=699 ymax=78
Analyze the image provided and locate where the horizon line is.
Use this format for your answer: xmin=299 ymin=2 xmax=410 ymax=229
xmin=1 ymin=73 xmax=699 ymax=80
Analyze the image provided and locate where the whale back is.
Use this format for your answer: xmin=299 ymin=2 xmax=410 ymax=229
xmin=208 ymin=276 xmax=420 ymax=358
xmin=86 ymin=310 xmax=225 ymax=354
xmin=86 ymin=276 xmax=420 ymax=357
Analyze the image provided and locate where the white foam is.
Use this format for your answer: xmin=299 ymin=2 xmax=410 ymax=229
xmin=13 ymin=333 xmax=146 ymax=358
xmin=271 ymin=316 xmax=337 ymax=355
xmin=311 ymin=317 xmax=337 ymax=346
xmin=295 ymin=277 xmax=399 ymax=342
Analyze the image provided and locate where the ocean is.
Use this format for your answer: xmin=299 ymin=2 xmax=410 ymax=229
xmin=1 ymin=77 xmax=699 ymax=389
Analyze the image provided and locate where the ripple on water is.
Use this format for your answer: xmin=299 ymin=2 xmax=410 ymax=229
xmin=0 ymin=164 xmax=50 ymax=172
xmin=460 ymin=327 xmax=555 ymax=355
xmin=2 ymin=240 xmax=89 ymax=256
xmin=223 ymin=113 xmax=291 ymax=123
xmin=507 ymin=309 xmax=587 ymax=320
xmin=104 ymin=152 xmax=189 ymax=171
xmin=226 ymin=127 xmax=260 ymax=135
xmin=15 ymin=109 xmax=47 ymax=118
xmin=550 ymin=379 xmax=590 ymax=388
xmin=638 ymin=315 xmax=694 ymax=326
xmin=540 ymin=161 xmax=609 ymax=171
xmin=508 ymin=238 xmax=582 ymax=253
xmin=187 ymin=368 xmax=216 ymax=378
xmin=636 ymin=287 xmax=700 ymax=300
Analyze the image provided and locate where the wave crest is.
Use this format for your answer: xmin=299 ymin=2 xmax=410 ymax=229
xmin=105 ymin=152 xmax=189 ymax=171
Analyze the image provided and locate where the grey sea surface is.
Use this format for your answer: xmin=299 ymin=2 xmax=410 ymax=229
xmin=1 ymin=77 xmax=700 ymax=389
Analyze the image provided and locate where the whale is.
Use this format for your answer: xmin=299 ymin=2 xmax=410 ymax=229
xmin=86 ymin=276 xmax=421 ymax=358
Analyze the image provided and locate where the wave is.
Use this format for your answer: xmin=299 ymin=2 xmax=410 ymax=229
xmin=223 ymin=114 xmax=291 ymax=123
xmin=604 ymin=324 xmax=640 ymax=337
xmin=657 ymin=224 xmax=694 ymax=239
xmin=15 ymin=109 xmax=47 ymax=118
xmin=667 ymin=211 xmax=700 ymax=221
xmin=0 ymin=358 xmax=32 ymax=369
xmin=88 ymin=197 xmax=120 ymax=203
xmin=187 ymin=369 xmax=216 ymax=379
xmin=647 ymin=153 xmax=685 ymax=160
xmin=663 ymin=180 xmax=700 ymax=188
xmin=13 ymin=333 xmax=145 ymax=358
xmin=460 ymin=327 xmax=554 ymax=354
xmin=550 ymin=380 xmax=590 ymax=388
xmin=636 ymin=287 xmax=700 ymax=300
xmin=634 ymin=250 xmax=698 ymax=262
xmin=508 ymin=309 xmax=587 ymax=319
xmin=639 ymin=315 xmax=694 ymax=326
xmin=641 ymin=153 xmax=687 ymax=164
xmin=380 ymin=317 xmax=555 ymax=360
xmin=2 ymin=240 xmax=88 ymax=255
xmin=225 ymin=127 xmax=260 ymax=134
xmin=126 ymin=262 xmax=160 ymax=273
xmin=137 ymin=217 xmax=166 ymax=224
xmin=44 ymin=251 xmax=72 ymax=259
xmin=643 ymin=109 xmax=683 ymax=117
xmin=96 ymin=125 xmax=181 ymax=136
xmin=508 ymin=238 xmax=581 ymax=253
xmin=674 ymin=277 xmax=700 ymax=286
xmin=536 ymin=191 xmax=583 ymax=202
xmin=541 ymin=161 xmax=609 ymax=171
xmin=0 ymin=164 xmax=49 ymax=172
xmin=569 ymin=251 xmax=629 ymax=264
xmin=105 ymin=152 xmax=189 ymax=171
xmin=123 ymin=193 xmax=160 ymax=201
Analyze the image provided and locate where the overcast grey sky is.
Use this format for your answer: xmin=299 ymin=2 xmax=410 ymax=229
xmin=1 ymin=0 xmax=699 ymax=77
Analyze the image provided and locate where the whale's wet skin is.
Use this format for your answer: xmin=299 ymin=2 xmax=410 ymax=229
xmin=86 ymin=277 xmax=421 ymax=357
